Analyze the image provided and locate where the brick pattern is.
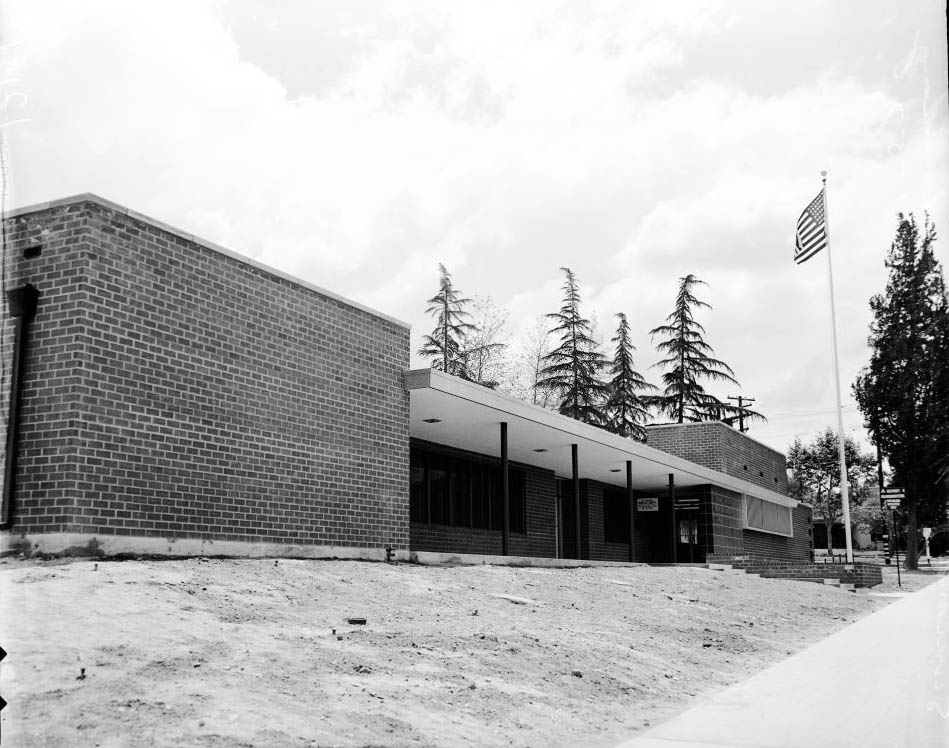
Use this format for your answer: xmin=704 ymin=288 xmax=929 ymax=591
xmin=2 ymin=203 xmax=91 ymax=533
xmin=576 ymin=480 xmax=629 ymax=562
xmin=646 ymin=422 xmax=789 ymax=493
xmin=707 ymin=554 xmax=882 ymax=588
xmin=2 ymin=199 xmax=410 ymax=548
xmin=408 ymin=440 xmax=557 ymax=558
xmin=701 ymin=486 xmax=744 ymax=557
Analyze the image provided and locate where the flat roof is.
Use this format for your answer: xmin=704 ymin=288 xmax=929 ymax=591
xmin=4 ymin=193 xmax=409 ymax=330
xmin=406 ymin=368 xmax=798 ymax=506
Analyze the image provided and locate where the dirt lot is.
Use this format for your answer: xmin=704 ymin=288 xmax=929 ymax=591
xmin=0 ymin=556 xmax=939 ymax=747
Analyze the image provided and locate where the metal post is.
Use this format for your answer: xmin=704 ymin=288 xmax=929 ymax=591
xmin=572 ymin=444 xmax=580 ymax=560
xmin=669 ymin=473 xmax=677 ymax=564
xmin=627 ymin=460 xmax=635 ymax=563
xmin=893 ymin=508 xmax=902 ymax=588
xmin=501 ymin=422 xmax=509 ymax=556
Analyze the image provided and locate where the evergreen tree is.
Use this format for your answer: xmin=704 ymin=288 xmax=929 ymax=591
xmin=853 ymin=213 xmax=949 ymax=569
xmin=537 ymin=268 xmax=609 ymax=424
xmin=605 ymin=313 xmax=655 ymax=440
xmin=649 ymin=274 xmax=741 ymax=423
xmin=418 ymin=264 xmax=476 ymax=378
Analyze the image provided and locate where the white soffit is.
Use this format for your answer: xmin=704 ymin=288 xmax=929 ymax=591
xmin=405 ymin=368 xmax=796 ymax=506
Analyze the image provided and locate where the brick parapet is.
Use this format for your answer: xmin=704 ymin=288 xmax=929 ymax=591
xmin=645 ymin=421 xmax=789 ymax=493
xmin=3 ymin=198 xmax=410 ymax=549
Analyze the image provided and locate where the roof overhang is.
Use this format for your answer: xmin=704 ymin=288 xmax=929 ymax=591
xmin=405 ymin=368 xmax=797 ymax=507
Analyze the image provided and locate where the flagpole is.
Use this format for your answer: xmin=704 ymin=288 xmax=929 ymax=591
xmin=821 ymin=171 xmax=854 ymax=564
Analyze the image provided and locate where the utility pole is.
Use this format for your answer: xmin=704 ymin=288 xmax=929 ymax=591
xmin=727 ymin=395 xmax=755 ymax=433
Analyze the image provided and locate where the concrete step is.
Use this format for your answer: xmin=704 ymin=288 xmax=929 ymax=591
xmin=706 ymin=563 xmax=733 ymax=571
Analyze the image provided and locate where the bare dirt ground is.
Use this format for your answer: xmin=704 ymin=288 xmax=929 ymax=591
xmin=0 ymin=556 xmax=940 ymax=748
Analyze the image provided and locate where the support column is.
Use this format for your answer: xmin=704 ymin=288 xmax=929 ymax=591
xmin=572 ymin=444 xmax=580 ymax=560
xmin=627 ymin=460 xmax=635 ymax=563
xmin=2 ymin=284 xmax=41 ymax=529
xmin=669 ymin=473 xmax=677 ymax=564
xmin=501 ymin=422 xmax=509 ymax=556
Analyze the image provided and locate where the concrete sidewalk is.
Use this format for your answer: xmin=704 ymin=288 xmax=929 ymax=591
xmin=618 ymin=575 xmax=949 ymax=748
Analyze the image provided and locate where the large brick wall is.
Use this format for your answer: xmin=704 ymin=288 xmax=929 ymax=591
xmin=2 ymin=196 xmax=410 ymax=550
xmin=646 ymin=421 xmax=789 ymax=493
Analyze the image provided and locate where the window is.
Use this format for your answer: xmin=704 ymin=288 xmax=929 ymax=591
xmin=428 ymin=456 xmax=449 ymax=525
xmin=470 ymin=464 xmax=490 ymax=529
xmin=743 ymin=495 xmax=793 ymax=537
xmin=603 ymin=488 xmax=630 ymax=543
xmin=410 ymin=447 xmax=526 ymax=533
xmin=410 ymin=453 xmax=427 ymax=523
xmin=450 ymin=461 xmax=470 ymax=528
xmin=509 ymin=470 xmax=526 ymax=534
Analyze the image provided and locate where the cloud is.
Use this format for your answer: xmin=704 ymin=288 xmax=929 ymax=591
xmin=4 ymin=0 xmax=947 ymax=451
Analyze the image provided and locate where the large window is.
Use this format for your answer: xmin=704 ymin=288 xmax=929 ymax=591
xmin=409 ymin=453 xmax=427 ymax=523
xmin=603 ymin=488 xmax=630 ymax=543
xmin=743 ymin=495 xmax=793 ymax=537
xmin=410 ymin=448 xmax=526 ymax=533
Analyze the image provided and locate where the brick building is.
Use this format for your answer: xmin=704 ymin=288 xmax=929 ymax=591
xmin=2 ymin=195 xmax=811 ymax=563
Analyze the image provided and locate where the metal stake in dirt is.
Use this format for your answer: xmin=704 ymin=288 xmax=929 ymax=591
xmin=893 ymin=508 xmax=901 ymax=589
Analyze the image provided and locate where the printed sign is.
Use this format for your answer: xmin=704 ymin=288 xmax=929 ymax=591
xmin=637 ymin=497 xmax=659 ymax=512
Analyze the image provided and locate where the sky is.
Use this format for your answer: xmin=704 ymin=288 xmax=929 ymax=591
xmin=3 ymin=0 xmax=948 ymax=455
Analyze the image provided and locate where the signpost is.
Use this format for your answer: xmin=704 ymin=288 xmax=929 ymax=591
xmin=882 ymin=489 xmax=904 ymax=588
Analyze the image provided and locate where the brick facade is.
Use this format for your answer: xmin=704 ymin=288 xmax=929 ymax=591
xmin=646 ymin=421 xmax=789 ymax=493
xmin=701 ymin=486 xmax=744 ymax=557
xmin=2 ymin=197 xmax=410 ymax=550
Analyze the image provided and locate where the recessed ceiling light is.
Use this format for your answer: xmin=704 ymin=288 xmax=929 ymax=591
xmin=609 ymin=469 xmax=621 ymax=473
xmin=422 ymin=418 xmax=442 ymax=424
xmin=533 ymin=448 xmax=548 ymax=453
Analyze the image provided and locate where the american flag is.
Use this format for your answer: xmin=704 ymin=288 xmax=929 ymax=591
xmin=794 ymin=189 xmax=827 ymax=264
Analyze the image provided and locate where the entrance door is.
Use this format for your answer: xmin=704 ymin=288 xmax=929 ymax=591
xmin=675 ymin=510 xmax=700 ymax=562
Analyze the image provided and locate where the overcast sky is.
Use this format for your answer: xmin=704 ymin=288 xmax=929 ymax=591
xmin=3 ymin=0 xmax=948 ymax=455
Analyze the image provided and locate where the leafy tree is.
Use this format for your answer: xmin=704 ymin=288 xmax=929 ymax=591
xmin=461 ymin=296 xmax=509 ymax=389
xmin=649 ymin=274 xmax=744 ymax=423
xmin=537 ymin=268 xmax=609 ymax=424
xmin=418 ymin=264 xmax=476 ymax=378
xmin=787 ymin=428 xmax=877 ymax=556
xmin=604 ymin=313 xmax=655 ymax=440
xmin=853 ymin=213 xmax=949 ymax=569
xmin=502 ymin=316 xmax=557 ymax=407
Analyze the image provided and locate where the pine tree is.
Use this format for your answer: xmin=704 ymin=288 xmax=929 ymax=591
xmin=418 ymin=264 xmax=476 ymax=378
xmin=853 ymin=213 xmax=949 ymax=570
xmin=649 ymin=274 xmax=740 ymax=423
xmin=605 ymin=313 xmax=654 ymax=440
xmin=537 ymin=268 xmax=609 ymax=424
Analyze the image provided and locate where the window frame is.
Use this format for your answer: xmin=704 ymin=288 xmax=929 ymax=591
xmin=743 ymin=494 xmax=793 ymax=537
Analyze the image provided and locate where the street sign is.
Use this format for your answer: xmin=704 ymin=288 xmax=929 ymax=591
xmin=881 ymin=489 xmax=905 ymax=499
xmin=884 ymin=499 xmax=901 ymax=509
